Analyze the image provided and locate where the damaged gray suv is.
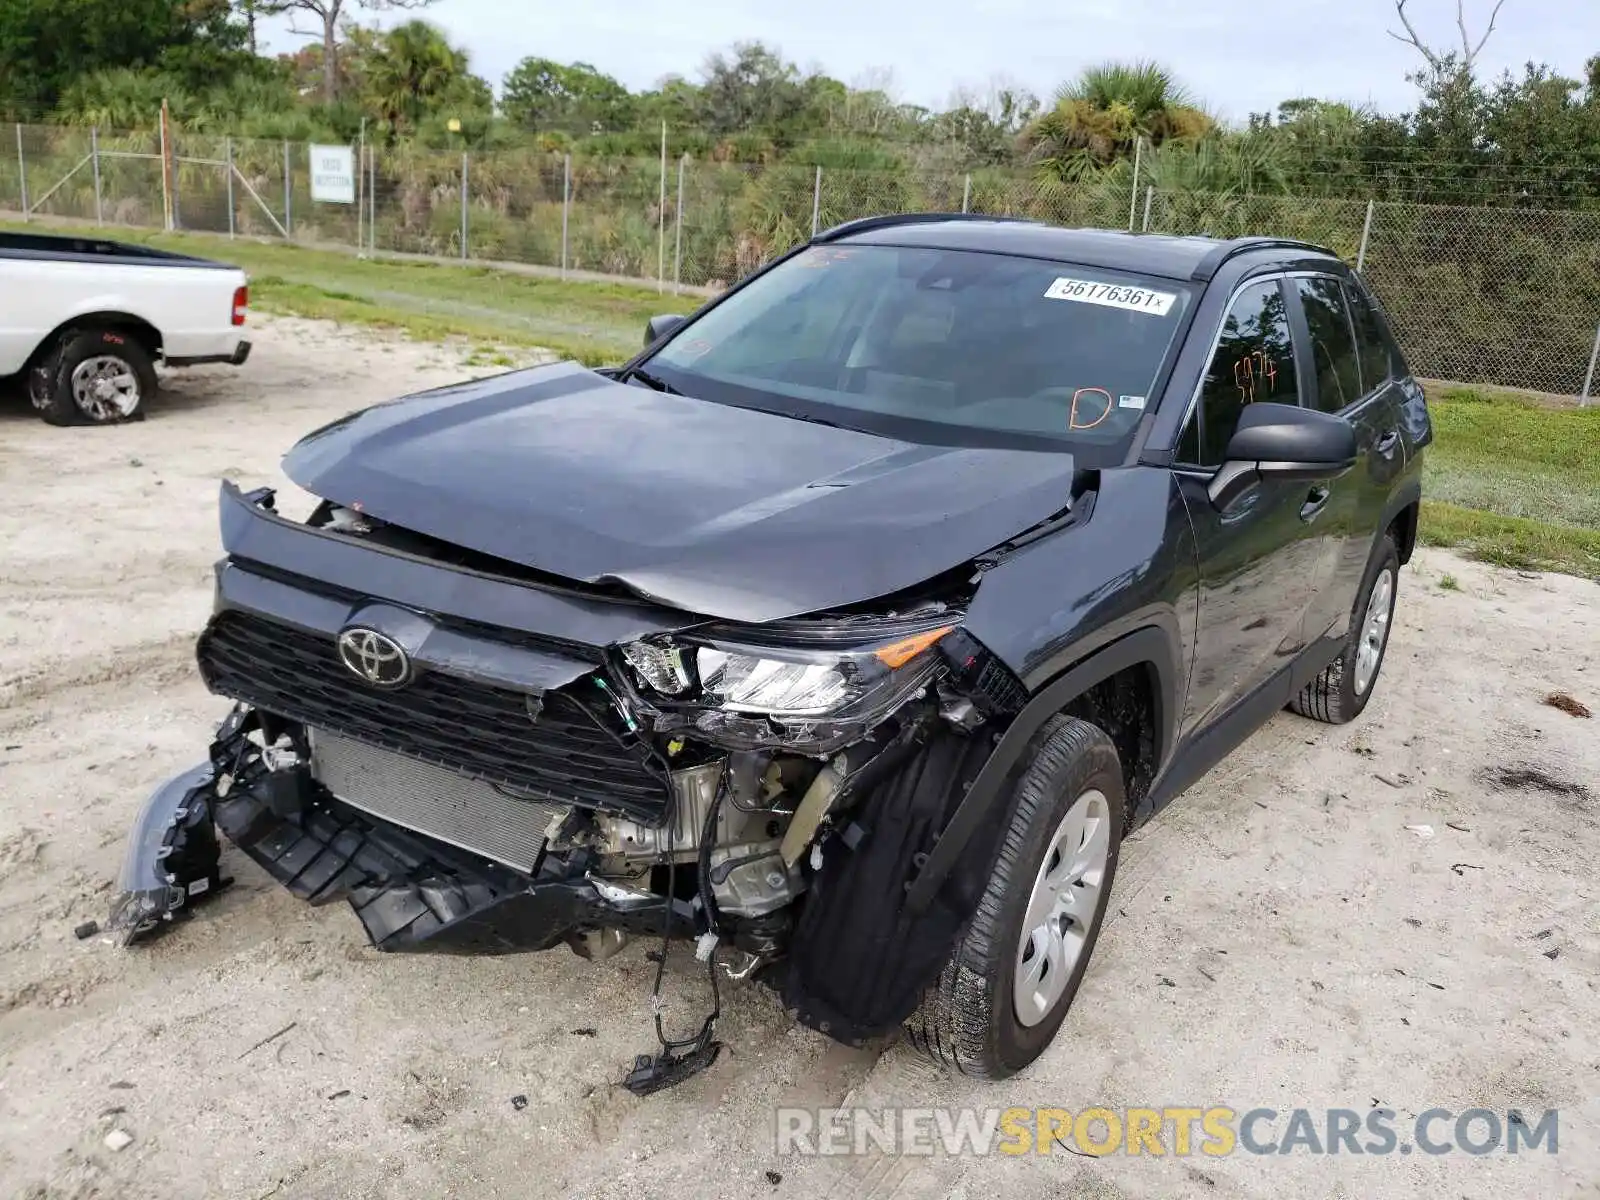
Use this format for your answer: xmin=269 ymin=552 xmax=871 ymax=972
xmin=112 ymin=216 xmax=1428 ymax=1083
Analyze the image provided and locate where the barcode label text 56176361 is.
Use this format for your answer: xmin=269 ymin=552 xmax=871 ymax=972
xmin=1043 ymin=277 xmax=1177 ymax=317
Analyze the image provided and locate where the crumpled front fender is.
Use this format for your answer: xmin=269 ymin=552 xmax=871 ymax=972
xmin=106 ymin=763 xmax=224 ymax=943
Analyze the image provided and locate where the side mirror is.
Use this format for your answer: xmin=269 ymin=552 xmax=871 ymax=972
xmin=1208 ymin=402 xmax=1357 ymax=509
xmin=644 ymin=314 xmax=687 ymax=347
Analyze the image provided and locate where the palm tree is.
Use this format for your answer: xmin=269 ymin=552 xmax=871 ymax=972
xmin=1024 ymin=61 xmax=1212 ymax=182
xmin=361 ymin=20 xmax=469 ymax=133
xmin=54 ymin=69 xmax=190 ymax=130
xmin=1144 ymin=135 xmax=1288 ymax=196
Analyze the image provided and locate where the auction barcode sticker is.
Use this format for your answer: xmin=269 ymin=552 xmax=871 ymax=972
xmin=1044 ymin=277 xmax=1177 ymax=316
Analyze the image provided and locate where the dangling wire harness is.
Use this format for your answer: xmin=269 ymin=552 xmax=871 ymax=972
xmin=621 ymin=770 xmax=729 ymax=1096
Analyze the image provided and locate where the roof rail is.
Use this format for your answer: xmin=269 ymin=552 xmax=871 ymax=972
xmin=1190 ymin=236 xmax=1337 ymax=281
xmin=813 ymin=212 xmax=1036 ymax=243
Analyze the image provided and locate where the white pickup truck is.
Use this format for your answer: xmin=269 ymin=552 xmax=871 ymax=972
xmin=1 ymin=231 xmax=251 ymax=425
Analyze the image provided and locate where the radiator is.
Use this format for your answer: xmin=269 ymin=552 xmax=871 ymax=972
xmin=309 ymin=730 xmax=569 ymax=873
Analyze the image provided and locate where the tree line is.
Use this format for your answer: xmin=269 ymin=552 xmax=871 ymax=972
xmin=2 ymin=0 xmax=1599 ymax=206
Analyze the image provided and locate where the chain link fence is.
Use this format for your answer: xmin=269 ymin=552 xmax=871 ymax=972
xmin=6 ymin=122 xmax=1599 ymax=400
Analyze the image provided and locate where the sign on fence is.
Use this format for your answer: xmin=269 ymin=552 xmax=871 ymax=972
xmin=309 ymin=144 xmax=355 ymax=204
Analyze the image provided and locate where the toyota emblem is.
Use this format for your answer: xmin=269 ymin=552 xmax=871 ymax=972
xmin=337 ymin=628 xmax=411 ymax=688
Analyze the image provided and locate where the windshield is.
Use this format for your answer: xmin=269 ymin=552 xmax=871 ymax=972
xmin=646 ymin=243 xmax=1194 ymax=455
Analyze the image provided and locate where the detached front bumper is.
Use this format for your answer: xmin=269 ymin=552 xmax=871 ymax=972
xmin=108 ymin=709 xmax=699 ymax=952
xmin=106 ymin=763 xmax=226 ymax=942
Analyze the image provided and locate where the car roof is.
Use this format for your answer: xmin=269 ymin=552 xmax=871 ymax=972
xmin=820 ymin=215 xmax=1342 ymax=282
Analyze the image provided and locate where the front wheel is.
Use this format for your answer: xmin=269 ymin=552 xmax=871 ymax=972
xmin=30 ymin=328 xmax=156 ymax=426
xmin=906 ymin=715 xmax=1124 ymax=1078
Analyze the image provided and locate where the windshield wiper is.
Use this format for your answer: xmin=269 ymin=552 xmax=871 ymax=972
xmin=777 ymin=409 xmax=849 ymax=430
xmin=625 ymin=367 xmax=681 ymax=395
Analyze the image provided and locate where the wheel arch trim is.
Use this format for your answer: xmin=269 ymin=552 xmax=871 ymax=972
xmin=904 ymin=625 xmax=1178 ymax=915
xmin=1382 ymin=481 xmax=1423 ymax=565
xmin=26 ymin=310 xmax=164 ymax=372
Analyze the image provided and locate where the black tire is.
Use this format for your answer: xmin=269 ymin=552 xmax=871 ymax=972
xmin=1290 ymin=534 xmax=1400 ymax=724
xmin=29 ymin=327 xmax=156 ymax=426
xmin=906 ymin=715 xmax=1124 ymax=1079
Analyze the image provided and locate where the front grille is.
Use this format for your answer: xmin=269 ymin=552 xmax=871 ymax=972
xmin=199 ymin=611 xmax=668 ymax=818
xmin=310 ymin=731 xmax=567 ymax=873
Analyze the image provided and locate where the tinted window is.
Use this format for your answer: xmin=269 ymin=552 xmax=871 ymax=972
xmin=1344 ymin=281 xmax=1393 ymax=393
xmin=1184 ymin=280 xmax=1298 ymax=466
xmin=1295 ymin=276 xmax=1363 ymax=412
xmin=649 ymin=244 xmax=1194 ymax=455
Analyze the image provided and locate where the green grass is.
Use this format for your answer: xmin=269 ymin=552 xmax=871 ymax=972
xmin=1419 ymin=385 xmax=1600 ymax=578
xmin=1423 ymin=385 xmax=1600 ymax=529
xmin=1438 ymin=573 xmax=1460 ymax=591
xmin=1419 ymin=500 xmax=1600 ymax=578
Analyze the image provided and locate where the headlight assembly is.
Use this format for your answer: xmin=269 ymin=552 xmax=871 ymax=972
xmin=696 ymin=646 xmax=853 ymax=715
xmin=618 ymin=622 xmax=958 ymax=753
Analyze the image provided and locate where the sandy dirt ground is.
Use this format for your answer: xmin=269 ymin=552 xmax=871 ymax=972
xmin=1 ymin=316 xmax=1597 ymax=1200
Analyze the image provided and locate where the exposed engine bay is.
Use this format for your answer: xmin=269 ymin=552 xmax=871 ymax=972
xmin=110 ymin=482 xmax=1050 ymax=1089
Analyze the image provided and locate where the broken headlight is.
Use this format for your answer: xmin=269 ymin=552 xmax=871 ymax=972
xmin=620 ymin=641 xmax=693 ymax=695
xmin=620 ymin=622 xmax=956 ymax=754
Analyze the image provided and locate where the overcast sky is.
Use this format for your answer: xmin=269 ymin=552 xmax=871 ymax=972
xmin=262 ymin=0 xmax=1596 ymax=122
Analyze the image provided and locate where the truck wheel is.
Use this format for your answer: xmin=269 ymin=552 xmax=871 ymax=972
xmin=906 ymin=716 xmax=1123 ymax=1079
xmin=30 ymin=328 xmax=156 ymax=426
xmin=1290 ymin=535 xmax=1399 ymax=724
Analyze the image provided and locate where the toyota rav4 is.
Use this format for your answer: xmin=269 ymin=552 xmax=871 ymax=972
xmin=111 ymin=217 xmax=1429 ymax=1082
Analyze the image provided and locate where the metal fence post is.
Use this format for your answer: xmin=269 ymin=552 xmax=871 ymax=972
xmin=15 ymin=124 xmax=28 ymax=219
xmin=1581 ymin=321 xmax=1600 ymax=408
xmin=356 ymin=120 xmax=365 ymax=252
xmin=1128 ymin=137 xmax=1143 ymax=232
xmin=961 ymin=174 xmax=971 ymax=214
xmin=167 ymin=110 xmax=181 ymax=230
xmin=561 ymin=153 xmax=571 ymax=279
xmin=91 ymin=127 xmax=103 ymax=225
xmin=158 ymin=107 xmax=172 ymax=231
xmin=369 ymin=145 xmax=376 ymax=253
xmin=1357 ymin=198 xmax=1376 ymax=271
xmin=811 ymin=165 xmax=822 ymax=236
xmin=283 ymin=141 xmax=292 ymax=237
xmin=657 ymin=121 xmax=667 ymax=292
xmin=460 ymin=152 xmax=469 ymax=260
xmin=359 ymin=146 xmax=366 ymax=251
xmin=673 ymin=154 xmax=685 ymax=294
xmin=1142 ymin=185 xmax=1154 ymax=232
xmin=225 ymin=137 xmax=236 ymax=238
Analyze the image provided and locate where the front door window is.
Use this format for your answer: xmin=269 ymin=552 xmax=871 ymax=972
xmin=1177 ymin=279 xmax=1300 ymax=466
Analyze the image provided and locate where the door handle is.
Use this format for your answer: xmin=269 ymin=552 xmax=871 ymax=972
xmin=1375 ymin=430 xmax=1400 ymax=457
xmin=1300 ymin=486 xmax=1332 ymax=521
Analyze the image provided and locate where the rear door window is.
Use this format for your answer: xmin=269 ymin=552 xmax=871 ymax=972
xmin=1343 ymin=281 xmax=1394 ymax=394
xmin=1293 ymin=276 xmax=1363 ymax=412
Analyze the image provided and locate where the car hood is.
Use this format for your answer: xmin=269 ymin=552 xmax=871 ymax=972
xmin=282 ymin=362 xmax=1079 ymax=623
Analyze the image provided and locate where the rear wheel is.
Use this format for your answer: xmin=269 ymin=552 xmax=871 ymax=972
xmin=906 ymin=716 xmax=1123 ymax=1078
xmin=1290 ymin=535 xmax=1400 ymax=724
xmin=30 ymin=328 xmax=156 ymax=426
